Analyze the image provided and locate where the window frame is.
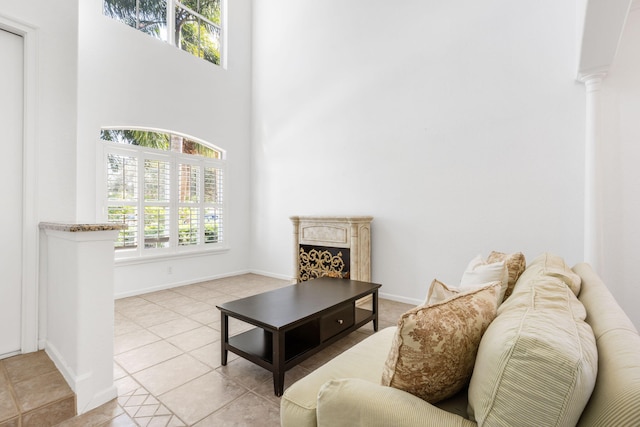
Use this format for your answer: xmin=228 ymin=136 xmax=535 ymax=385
xmin=98 ymin=128 xmax=228 ymax=261
xmin=103 ymin=0 xmax=226 ymax=67
xmin=169 ymin=0 xmax=225 ymax=67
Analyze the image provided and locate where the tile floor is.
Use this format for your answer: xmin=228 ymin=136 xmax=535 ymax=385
xmin=0 ymin=351 xmax=76 ymax=427
xmin=55 ymin=274 xmax=412 ymax=426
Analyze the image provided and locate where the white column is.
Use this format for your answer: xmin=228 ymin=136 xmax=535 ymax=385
xmin=40 ymin=223 xmax=122 ymax=414
xmin=580 ymin=73 xmax=606 ymax=273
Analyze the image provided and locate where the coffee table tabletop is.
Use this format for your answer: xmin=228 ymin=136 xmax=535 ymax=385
xmin=217 ymin=277 xmax=381 ymax=396
xmin=218 ymin=277 xmax=379 ymax=329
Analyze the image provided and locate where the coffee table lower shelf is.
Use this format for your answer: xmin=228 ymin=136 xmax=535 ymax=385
xmin=224 ymin=307 xmax=376 ymax=395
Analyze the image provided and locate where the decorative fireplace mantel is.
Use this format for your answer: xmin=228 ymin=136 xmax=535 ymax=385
xmin=290 ymin=216 xmax=373 ymax=283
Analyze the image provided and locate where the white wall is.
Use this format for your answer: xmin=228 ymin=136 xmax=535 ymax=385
xmin=0 ymin=1 xmax=79 ymax=222
xmin=251 ymin=1 xmax=586 ymax=303
xmin=77 ymin=0 xmax=254 ymax=296
xmin=0 ymin=0 xmax=79 ymax=349
xmin=601 ymin=6 xmax=640 ymax=328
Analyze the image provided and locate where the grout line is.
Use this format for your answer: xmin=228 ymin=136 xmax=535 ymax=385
xmin=0 ymin=362 xmax=20 ymax=425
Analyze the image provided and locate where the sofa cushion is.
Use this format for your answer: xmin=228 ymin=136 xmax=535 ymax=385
xmin=381 ymin=282 xmax=501 ymax=403
xmin=513 ymin=252 xmax=579 ymax=296
xmin=316 ymin=378 xmax=476 ymax=427
xmin=467 ymin=255 xmax=597 ymax=426
xmin=281 ymin=327 xmax=397 ymax=427
xmin=486 ymin=251 xmax=526 ymax=301
xmin=573 ymin=263 xmax=640 ymax=427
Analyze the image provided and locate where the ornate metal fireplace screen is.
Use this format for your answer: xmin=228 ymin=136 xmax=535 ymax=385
xmin=298 ymin=244 xmax=351 ymax=282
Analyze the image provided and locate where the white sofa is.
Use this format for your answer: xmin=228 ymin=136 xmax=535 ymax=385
xmin=280 ymin=258 xmax=640 ymax=426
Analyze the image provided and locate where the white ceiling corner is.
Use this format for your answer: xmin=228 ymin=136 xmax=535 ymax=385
xmin=577 ymin=0 xmax=634 ymax=79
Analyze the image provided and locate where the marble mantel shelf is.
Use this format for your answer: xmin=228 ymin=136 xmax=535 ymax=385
xmin=39 ymin=222 xmax=126 ymax=232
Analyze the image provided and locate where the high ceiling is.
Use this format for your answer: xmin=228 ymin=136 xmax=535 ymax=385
xmin=578 ymin=0 xmax=635 ymax=79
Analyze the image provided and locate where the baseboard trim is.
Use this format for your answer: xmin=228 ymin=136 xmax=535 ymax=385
xmin=44 ymin=342 xmax=117 ymax=415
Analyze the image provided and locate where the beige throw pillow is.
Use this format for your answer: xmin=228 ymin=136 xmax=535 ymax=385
xmin=423 ymin=255 xmax=508 ymax=306
xmin=381 ymin=281 xmax=501 ymax=403
xmin=460 ymin=254 xmax=509 ymax=301
xmin=486 ymin=251 xmax=526 ymax=301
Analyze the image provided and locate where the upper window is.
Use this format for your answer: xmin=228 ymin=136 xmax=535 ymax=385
xmin=103 ymin=0 xmax=223 ymax=66
xmin=100 ymin=128 xmax=226 ymax=258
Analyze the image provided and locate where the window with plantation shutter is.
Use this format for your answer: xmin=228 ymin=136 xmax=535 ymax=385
xmin=144 ymin=157 xmax=171 ymax=249
xmin=107 ymin=153 xmax=139 ymax=250
xmin=100 ymin=128 xmax=226 ymax=258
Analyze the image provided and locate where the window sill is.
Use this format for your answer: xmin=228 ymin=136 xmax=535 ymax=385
xmin=114 ymin=246 xmax=230 ymax=267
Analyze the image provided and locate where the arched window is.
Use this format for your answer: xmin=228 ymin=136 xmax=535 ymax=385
xmin=100 ymin=128 xmax=226 ymax=257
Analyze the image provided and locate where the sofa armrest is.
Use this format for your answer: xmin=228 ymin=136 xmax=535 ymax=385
xmin=316 ymin=378 xmax=477 ymax=427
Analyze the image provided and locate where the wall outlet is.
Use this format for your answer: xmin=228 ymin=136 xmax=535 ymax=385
xmin=167 ymin=266 xmax=173 ymax=275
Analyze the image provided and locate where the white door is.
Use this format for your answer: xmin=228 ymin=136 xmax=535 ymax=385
xmin=0 ymin=28 xmax=24 ymax=358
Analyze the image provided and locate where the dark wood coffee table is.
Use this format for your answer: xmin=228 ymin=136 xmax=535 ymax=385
xmin=216 ymin=278 xmax=381 ymax=396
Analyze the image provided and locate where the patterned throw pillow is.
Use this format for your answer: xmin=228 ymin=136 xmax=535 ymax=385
xmin=486 ymin=251 xmax=526 ymax=301
xmin=423 ymin=279 xmax=459 ymax=305
xmin=381 ymin=282 xmax=501 ymax=403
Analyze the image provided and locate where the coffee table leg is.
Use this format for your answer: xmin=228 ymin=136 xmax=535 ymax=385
xmin=221 ymin=312 xmax=228 ymax=366
xmin=373 ymin=290 xmax=379 ymax=332
xmin=273 ymin=330 xmax=285 ymax=396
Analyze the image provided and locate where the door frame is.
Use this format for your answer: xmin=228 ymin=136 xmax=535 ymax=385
xmin=0 ymin=14 xmax=39 ymax=355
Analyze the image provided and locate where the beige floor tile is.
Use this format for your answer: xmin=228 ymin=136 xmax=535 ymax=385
xmin=251 ymin=365 xmax=311 ymax=405
xmin=127 ymin=308 xmax=184 ymax=329
xmin=147 ymin=317 xmax=201 ymax=339
xmin=132 ymin=354 xmax=211 ymax=396
xmin=171 ymin=301 xmax=213 ymax=316
xmin=166 ymin=326 xmax=218 ymax=352
xmin=115 ymin=341 xmax=183 ymax=374
xmin=114 ymin=317 xmax=144 ymax=337
xmin=216 ymin=357 xmax=272 ymax=390
xmin=0 ymin=387 xmax=19 ymax=424
xmin=54 ymin=398 xmax=123 ymax=427
xmin=193 ymin=392 xmax=280 ymax=427
xmin=227 ymin=318 xmax=255 ymax=335
xmin=114 ymin=376 xmax=142 ymax=397
xmin=13 ymin=370 xmax=73 ymax=412
xmin=153 ymin=295 xmax=197 ymax=309
xmin=114 ymin=329 xmax=161 ymax=355
xmin=22 ymin=395 xmax=75 ymax=426
xmin=203 ymin=295 xmax=237 ymax=307
xmin=113 ymin=363 xmax=127 ymax=381
xmin=3 ymin=351 xmax=57 ymax=384
xmin=52 ymin=274 xmax=409 ymax=427
xmin=139 ymin=290 xmax=181 ymax=304
xmin=114 ymin=297 xmax=150 ymax=312
xmin=98 ymin=412 xmax=138 ymax=427
xmin=189 ymin=343 xmax=230 ymax=369
xmin=188 ymin=309 xmax=220 ymax=325
xmin=207 ymin=319 xmax=221 ymax=332
xmin=165 ymin=415 xmax=187 ymax=427
xmin=158 ymin=371 xmax=246 ymax=426
xmin=172 ymin=285 xmax=225 ymax=301
xmin=203 ymin=282 xmax=246 ymax=295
